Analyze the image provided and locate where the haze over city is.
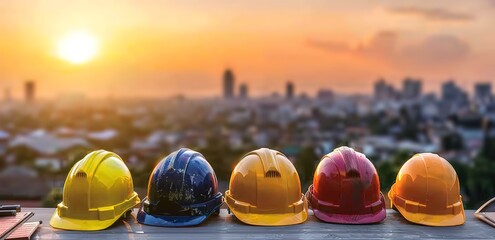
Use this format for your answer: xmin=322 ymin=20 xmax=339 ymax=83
xmin=1 ymin=0 xmax=495 ymax=99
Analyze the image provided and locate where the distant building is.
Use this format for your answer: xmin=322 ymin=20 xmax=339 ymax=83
xmin=374 ymin=79 xmax=388 ymax=99
xmin=442 ymin=80 xmax=466 ymax=102
xmin=223 ymin=69 xmax=235 ymax=99
xmin=10 ymin=130 xmax=89 ymax=155
xmin=402 ymin=78 xmax=422 ymax=100
xmin=239 ymin=83 xmax=248 ymax=99
xmin=286 ymin=81 xmax=294 ymax=99
xmin=0 ymin=166 xmax=51 ymax=199
xmin=25 ymin=80 xmax=35 ymax=102
xmin=317 ymin=89 xmax=334 ymax=102
xmin=374 ymin=79 xmax=397 ymax=100
xmin=475 ymin=82 xmax=492 ymax=103
xmin=87 ymin=129 xmax=118 ymax=142
xmin=441 ymin=80 xmax=469 ymax=115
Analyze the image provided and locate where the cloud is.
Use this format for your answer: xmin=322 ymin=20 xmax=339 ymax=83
xmin=305 ymin=39 xmax=349 ymax=53
xmin=307 ymin=31 xmax=470 ymax=69
xmin=388 ymin=6 xmax=475 ymax=22
xmin=401 ymin=35 xmax=470 ymax=66
xmin=357 ymin=31 xmax=398 ymax=58
xmin=307 ymin=31 xmax=399 ymax=56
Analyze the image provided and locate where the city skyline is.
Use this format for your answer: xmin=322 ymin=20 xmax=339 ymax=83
xmin=2 ymin=74 xmax=495 ymax=101
xmin=0 ymin=1 xmax=494 ymax=98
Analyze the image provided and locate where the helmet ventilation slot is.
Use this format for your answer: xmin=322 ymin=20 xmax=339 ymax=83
xmin=75 ymin=172 xmax=87 ymax=178
xmin=346 ymin=169 xmax=360 ymax=178
xmin=265 ymin=170 xmax=281 ymax=178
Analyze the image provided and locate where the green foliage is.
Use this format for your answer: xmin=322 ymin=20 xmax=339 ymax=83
xmin=376 ymin=150 xmax=412 ymax=192
xmin=465 ymin=156 xmax=495 ymax=208
xmin=441 ymin=133 xmax=464 ymax=151
xmin=376 ymin=161 xmax=396 ymax=192
xmin=0 ymin=156 xmax=5 ymax=170
xmin=460 ymin=134 xmax=495 ymax=208
xmin=41 ymin=188 xmax=63 ymax=208
xmin=367 ymin=113 xmax=390 ymax=135
xmin=295 ymin=147 xmax=318 ymax=185
xmin=59 ymin=149 xmax=90 ymax=175
xmin=9 ymin=146 xmax=38 ymax=165
xmin=132 ymin=161 xmax=157 ymax=188
xmin=196 ymin=143 xmax=249 ymax=182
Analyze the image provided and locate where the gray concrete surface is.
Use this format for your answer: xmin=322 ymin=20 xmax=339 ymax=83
xmin=23 ymin=209 xmax=494 ymax=239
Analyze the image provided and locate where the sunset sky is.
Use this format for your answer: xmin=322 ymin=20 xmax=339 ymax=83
xmin=0 ymin=0 xmax=494 ymax=99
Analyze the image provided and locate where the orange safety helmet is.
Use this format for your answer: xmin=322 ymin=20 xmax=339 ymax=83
xmin=388 ymin=153 xmax=465 ymax=226
xmin=225 ymin=148 xmax=308 ymax=226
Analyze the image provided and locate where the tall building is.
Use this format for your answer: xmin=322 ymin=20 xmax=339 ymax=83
xmin=25 ymin=80 xmax=35 ymax=102
xmin=239 ymin=83 xmax=248 ymax=99
xmin=442 ymin=80 xmax=468 ymax=104
xmin=402 ymin=78 xmax=422 ymax=100
xmin=441 ymin=80 xmax=469 ymax=115
xmin=286 ymin=81 xmax=294 ymax=99
xmin=223 ymin=69 xmax=235 ymax=99
xmin=374 ymin=79 xmax=387 ymax=99
xmin=442 ymin=81 xmax=459 ymax=101
xmin=374 ymin=78 xmax=397 ymax=100
xmin=475 ymin=82 xmax=492 ymax=103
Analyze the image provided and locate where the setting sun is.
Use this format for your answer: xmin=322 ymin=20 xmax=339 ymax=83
xmin=57 ymin=30 xmax=99 ymax=64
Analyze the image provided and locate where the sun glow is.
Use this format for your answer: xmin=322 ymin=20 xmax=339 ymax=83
xmin=57 ymin=30 xmax=99 ymax=64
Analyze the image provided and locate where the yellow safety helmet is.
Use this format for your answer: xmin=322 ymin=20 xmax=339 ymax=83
xmin=225 ymin=148 xmax=308 ymax=226
xmin=388 ymin=153 xmax=465 ymax=226
xmin=50 ymin=150 xmax=140 ymax=231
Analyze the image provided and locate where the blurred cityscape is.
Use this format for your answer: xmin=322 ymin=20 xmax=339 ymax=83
xmin=1 ymin=69 xmax=495 ymax=208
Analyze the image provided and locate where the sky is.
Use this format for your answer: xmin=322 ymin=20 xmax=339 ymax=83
xmin=0 ymin=0 xmax=494 ymax=99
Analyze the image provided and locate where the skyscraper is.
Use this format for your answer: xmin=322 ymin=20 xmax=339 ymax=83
xmin=374 ymin=78 xmax=397 ymax=100
xmin=440 ymin=80 xmax=469 ymax=115
xmin=374 ymin=79 xmax=387 ymax=99
xmin=475 ymin=82 xmax=492 ymax=103
xmin=441 ymin=80 xmax=468 ymax=104
xmin=223 ymin=69 xmax=235 ymax=99
xmin=442 ymin=80 xmax=460 ymax=101
xmin=286 ymin=81 xmax=294 ymax=99
xmin=402 ymin=78 xmax=422 ymax=100
xmin=239 ymin=83 xmax=248 ymax=99
xmin=25 ymin=80 xmax=35 ymax=102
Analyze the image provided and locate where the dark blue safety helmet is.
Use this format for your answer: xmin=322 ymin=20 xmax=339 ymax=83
xmin=137 ymin=148 xmax=223 ymax=227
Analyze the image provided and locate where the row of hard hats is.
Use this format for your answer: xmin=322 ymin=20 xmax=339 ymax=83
xmin=49 ymin=146 xmax=465 ymax=231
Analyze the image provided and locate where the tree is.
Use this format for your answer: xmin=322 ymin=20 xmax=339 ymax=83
xmin=450 ymin=160 xmax=470 ymax=205
xmin=41 ymin=188 xmax=63 ymax=208
xmin=466 ymin=156 xmax=495 ymax=208
xmin=466 ymin=129 xmax=495 ymax=208
xmin=441 ymin=133 xmax=464 ymax=151
xmin=295 ymin=147 xmax=318 ymax=185
xmin=9 ymin=146 xmax=37 ymax=166
xmin=376 ymin=150 xmax=412 ymax=192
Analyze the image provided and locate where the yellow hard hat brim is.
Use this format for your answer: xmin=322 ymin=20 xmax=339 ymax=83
xmin=230 ymin=208 xmax=308 ymax=226
xmin=49 ymin=210 xmax=122 ymax=231
xmin=393 ymin=203 xmax=465 ymax=226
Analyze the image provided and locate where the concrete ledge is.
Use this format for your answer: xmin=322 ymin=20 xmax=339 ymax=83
xmin=27 ymin=208 xmax=492 ymax=239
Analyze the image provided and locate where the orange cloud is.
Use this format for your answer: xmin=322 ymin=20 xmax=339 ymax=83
xmin=307 ymin=31 xmax=470 ymax=72
xmin=388 ymin=6 xmax=475 ymax=22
